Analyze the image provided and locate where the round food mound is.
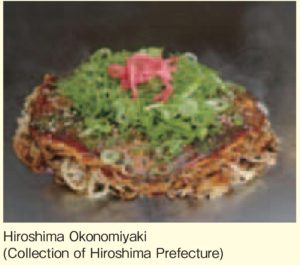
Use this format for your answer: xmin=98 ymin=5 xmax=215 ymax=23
xmin=13 ymin=48 xmax=278 ymax=200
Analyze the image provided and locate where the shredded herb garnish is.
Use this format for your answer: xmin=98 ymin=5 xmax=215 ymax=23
xmin=56 ymin=48 xmax=244 ymax=161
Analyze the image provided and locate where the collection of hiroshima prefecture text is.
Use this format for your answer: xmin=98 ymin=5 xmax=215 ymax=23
xmin=2 ymin=230 xmax=223 ymax=260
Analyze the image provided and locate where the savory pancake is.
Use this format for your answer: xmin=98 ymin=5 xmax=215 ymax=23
xmin=13 ymin=48 xmax=278 ymax=200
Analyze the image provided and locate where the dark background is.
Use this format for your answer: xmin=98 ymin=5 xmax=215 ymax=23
xmin=4 ymin=2 xmax=296 ymax=222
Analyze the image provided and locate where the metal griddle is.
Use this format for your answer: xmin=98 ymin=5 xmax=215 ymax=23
xmin=4 ymin=2 xmax=296 ymax=222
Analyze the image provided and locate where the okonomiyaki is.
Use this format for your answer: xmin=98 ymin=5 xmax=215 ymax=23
xmin=13 ymin=48 xmax=278 ymax=200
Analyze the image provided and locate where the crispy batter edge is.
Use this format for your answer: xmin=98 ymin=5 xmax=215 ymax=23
xmin=13 ymin=74 xmax=279 ymax=200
